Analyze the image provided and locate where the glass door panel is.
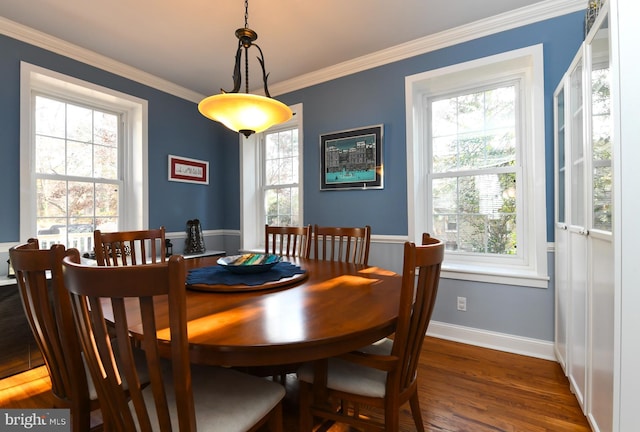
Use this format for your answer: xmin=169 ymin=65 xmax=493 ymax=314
xmin=556 ymin=88 xmax=566 ymax=224
xmin=590 ymin=16 xmax=612 ymax=233
xmin=569 ymin=60 xmax=584 ymax=228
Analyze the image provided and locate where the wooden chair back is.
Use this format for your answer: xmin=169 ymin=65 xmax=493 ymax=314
xmin=8 ymin=239 xmax=98 ymax=432
xmin=94 ymin=227 xmax=166 ymax=266
xmin=393 ymin=235 xmax=444 ymax=397
xmin=312 ymin=225 xmax=371 ymax=265
xmin=62 ymin=254 xmax=195 ymax=431
xmin=62 ymin=254 xmax=284 ymax=432
xmin=298 ymin=234 xmax=444 ymax=432
xmin=265 ymin=224 xmax=312 ymax=258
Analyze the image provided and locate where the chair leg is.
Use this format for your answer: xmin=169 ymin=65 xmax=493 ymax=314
xmin=298 ymin=381 xmax=314 ymax=432
xmin=70 ymin=407 xmax=90 ymax=432
xmin=275 ymin=373 xmax=287 ymax=384
xmin=268 ymin=403 xmax=283 ymax=432
xmin=383 ymin=396 xmax=401 ymax=432
xmin=409 ymin=392 xmax=425 ymax=432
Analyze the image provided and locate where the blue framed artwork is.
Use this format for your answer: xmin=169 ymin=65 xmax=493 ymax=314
xmin=320 ymin=124 xmax=384 ymax=190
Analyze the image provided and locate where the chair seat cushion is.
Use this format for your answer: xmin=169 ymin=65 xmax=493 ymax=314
xmin=359 ymin=337 xmax=393 ymax=355
xmin=141 ymin=363 xmax=285 ymax=431
xmin=297 ymin=338 xmax=393 ymax=398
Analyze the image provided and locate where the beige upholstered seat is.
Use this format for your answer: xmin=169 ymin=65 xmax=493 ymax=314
xmin=62 ymin=252 xmax=285 ymax=432
xmin=9 ymin=239 xmax=101 ymax=431
xmin=265 ymin=224 xmax=312 ymax=258
xmin=312 ymin=225 xmax=371 ymax=265
xmin=297 ymin=234 xmax=444 ymax=432
xmin=93 ymin=227 xmax=166 ymax=266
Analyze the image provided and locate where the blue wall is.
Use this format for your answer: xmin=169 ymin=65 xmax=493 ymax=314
xmin=278 ymin=12 xmax=585 ymax=240
xmin=0 ymin=34 xmax=229 ymax=241
xmin=1 ymin=11 xmax=584 ymax=242
xmin=269 ymin=12 xmax=584 ymax=342
xmin=0 ymin=10 xmax=585 ymax=343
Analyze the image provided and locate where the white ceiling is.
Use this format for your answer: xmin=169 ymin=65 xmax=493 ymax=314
xmin=1 ymin=0 xmax=571 ymax=98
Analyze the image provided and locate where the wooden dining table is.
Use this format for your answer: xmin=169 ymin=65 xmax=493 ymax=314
xmin=105 ymin=257 xmax=402 ymax=368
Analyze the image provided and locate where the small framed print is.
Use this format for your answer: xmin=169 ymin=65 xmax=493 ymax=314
xmin=168 ymin=155 xmax=209 ymax=185
xmin=320 ymin=124 xmax=383 ymax=190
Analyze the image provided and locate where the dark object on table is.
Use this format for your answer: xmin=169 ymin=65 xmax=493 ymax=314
xmin=165 ymin=239 xmax=173 ymax=257
xmin=217 ymin=253 xmax=281 ymax=274
xmin=186 ymin=260 xmax=306 ymax=292
xmin=184 ymin=219 xmax=206 ymax=255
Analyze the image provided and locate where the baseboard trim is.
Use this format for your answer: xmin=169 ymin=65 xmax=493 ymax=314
xmin=427 ymin=321 xmax=556 ymax=361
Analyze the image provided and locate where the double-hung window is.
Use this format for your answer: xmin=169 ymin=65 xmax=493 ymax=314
xmin=430 ymin=82 xmax=519 ymax=255
xmin=20 ymin=63 xmax=148 ymax=253
xmin=240 ymin=103 xmax=302 ymax=251
xmin=406 ymin=46 xmax=548 ymax=287
xmin=264 ymin=126 xmax=300 ymax=226
xmin=32 ymin=94 xmax=121 ymax=251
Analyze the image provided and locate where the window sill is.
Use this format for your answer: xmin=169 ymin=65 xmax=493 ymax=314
xmin=0 ymin=276 xmax=16 ymax=287
xmin=441 ymin=263 xmax=549 ymax=288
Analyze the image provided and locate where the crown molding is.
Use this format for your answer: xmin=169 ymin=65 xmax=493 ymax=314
xmin=269 ymin=0 xmax=585 ymax=96
xmin=1 ymin=0 xmax=584 ymax=102
xmin=0 ymin=15 xmax=204 ymax=103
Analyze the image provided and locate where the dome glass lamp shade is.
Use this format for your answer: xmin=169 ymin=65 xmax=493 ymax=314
xmin=198 ymin=92 xmax=292 ymax=138
xmin=198 ymin=11 xmax=292 ymax=138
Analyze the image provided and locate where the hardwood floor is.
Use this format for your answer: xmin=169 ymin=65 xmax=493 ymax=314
xmin=0 ymin=337 xmax=590 ymax=431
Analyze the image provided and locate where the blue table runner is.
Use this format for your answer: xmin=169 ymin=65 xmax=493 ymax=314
xmin=186 ymin=262 xmax=306 ymax=286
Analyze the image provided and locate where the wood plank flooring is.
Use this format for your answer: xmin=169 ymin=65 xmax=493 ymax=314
xmin=0 ymin=337 xmax=590 ymax=431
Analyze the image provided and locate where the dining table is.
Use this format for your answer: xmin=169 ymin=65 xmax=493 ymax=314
xmin=103 ymin=257 xmax=402 ymax=368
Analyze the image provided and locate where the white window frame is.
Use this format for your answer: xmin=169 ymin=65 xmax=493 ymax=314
xmin=20 ymin=62 xmax=148 ymax=242
xmin=406 ymin=45 xmax=548 ymax=288
xmin=240 ymin=103 xmax=303 ymax=252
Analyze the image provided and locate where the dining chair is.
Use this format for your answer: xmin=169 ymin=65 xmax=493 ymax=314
xmin=9 ymin=239 xmax=101 ymax=432
xmin=265 ymin=224 xmax=312 ymax=258
xmin=62 ymin=252 xmax=285 ymax=432
xmin=93 ymin=226 xmax=166 ymax=266
xmin=312 ymin=224 xmax=371 ymax=265
xmin=297 ymin=235 xmax=444 ymax=432
xmin=258 ymin=224 xmax=312 ymax=382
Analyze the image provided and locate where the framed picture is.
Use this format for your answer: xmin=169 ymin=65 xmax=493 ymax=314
xmin=320 ymin=124 xmax=383 ymax=190
xmin=168 ymin=155 xmax=209 ymax=185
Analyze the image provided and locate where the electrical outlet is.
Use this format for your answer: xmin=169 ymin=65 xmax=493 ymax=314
xmin=457 ymin=296 xmax=467 ymax=311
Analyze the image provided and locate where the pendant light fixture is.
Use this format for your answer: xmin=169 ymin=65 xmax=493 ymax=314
xmin=198 ymin=0 xmax=293 ymax=138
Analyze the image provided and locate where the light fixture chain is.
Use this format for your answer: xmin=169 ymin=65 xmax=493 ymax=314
xmin=244 ymin=0 xmax=250 ymax=93
xmin=245 ymin=45 xmax=249 ymax=93
xmin=244 ymin=0 xmax=249 ymax=28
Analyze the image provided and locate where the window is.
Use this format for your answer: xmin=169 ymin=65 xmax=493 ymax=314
xmin=240 ymin=103 xmax=302 ymax=251
xmin=264 ymin=127 xmax=300 ymax=226
xmin=430 ymin=83 xmax=519 ymax=255
xmin=406 ymin=45 xmax=548 ymax=287
xmin=20 ymin=62 xmax=148 ymax=252
xmin=33 ymin=94 xmax=121 ymax=251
